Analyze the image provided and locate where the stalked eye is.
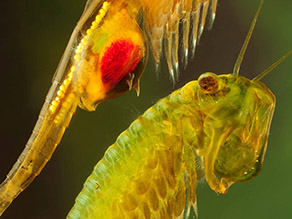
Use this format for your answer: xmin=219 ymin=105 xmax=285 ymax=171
xmin=100 ymin=39 xmax=143 ymax=88
xmin=198 ymin=73 xmax=219 ymax=93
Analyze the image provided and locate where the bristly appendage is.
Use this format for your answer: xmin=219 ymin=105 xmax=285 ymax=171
xmin=143 ymin=0 xmax=218 ymax=83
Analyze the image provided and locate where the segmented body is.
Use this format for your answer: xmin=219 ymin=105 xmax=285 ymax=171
xmin=0 ymin=0 xmax=217 ymax=215
xmin=68 ymin=81 xmax=201 ymax=218
xmin=68 ymin=73 xmax=275 ymax=218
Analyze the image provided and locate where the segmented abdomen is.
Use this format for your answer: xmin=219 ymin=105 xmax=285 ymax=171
xmin=68 ymin=82 xmax=202 ymax=218
xmin=0 ymin=84 xmax=78 ymax=215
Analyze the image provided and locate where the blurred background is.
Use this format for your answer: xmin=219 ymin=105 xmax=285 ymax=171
xmin=0 ymin=0 xmax=292 ymax=218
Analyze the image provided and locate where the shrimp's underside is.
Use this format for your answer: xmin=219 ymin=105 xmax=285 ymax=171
xmin=0 ymin=0 xmax=218 ymax=216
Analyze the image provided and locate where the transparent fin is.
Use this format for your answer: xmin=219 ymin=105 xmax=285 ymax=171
xmin=143 ymin=0 xmax=217 ymax=82
xmin=172 ymin=10 xmax=180 ymax=81
xmin=164 ymin=23 xmax=176 ymax=84
xmin=182 ymin=0 xmax=192 ymax=69
xmin=182 ymin=15 xmax=191 ymax=69
xmin=198 ymin=1 xmax=210 ymax=42
xmin=191 ymin=9 xmax=200 ymax=58
xmin=208 ymin=0 xmax=218 ymax=30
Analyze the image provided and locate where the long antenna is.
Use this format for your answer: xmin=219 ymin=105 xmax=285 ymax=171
xmin=253 ymin=50 xmax=292 ymax=80
xmin=232 ymin=0 xmax=264 ymax=76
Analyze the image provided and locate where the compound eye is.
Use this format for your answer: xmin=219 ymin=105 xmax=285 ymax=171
xmin=198 ymin=73 xmax=219 ymax=93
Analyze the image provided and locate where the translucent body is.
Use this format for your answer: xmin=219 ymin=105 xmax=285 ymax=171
xmin=0 ymin=0 xmax=216 ymax=215
xmin=68 ymin=74 xmax=275 ymax=218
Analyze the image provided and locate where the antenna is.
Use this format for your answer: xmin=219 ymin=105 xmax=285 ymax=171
xmin=232 ymin=0 xmax=264 ymax=76
xmin=253 ymin=50 xmax=292 ymax=80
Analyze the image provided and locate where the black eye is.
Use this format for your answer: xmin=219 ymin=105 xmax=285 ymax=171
xmin=198 ymin=73 xmax=219 ymax=93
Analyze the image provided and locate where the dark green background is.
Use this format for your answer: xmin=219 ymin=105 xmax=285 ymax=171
xmin=0 ymin=0 xmax=291 ymax=218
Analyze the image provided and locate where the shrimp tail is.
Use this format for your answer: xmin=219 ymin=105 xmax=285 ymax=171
xmin=0 ymin=80 xmax=78 ymax=216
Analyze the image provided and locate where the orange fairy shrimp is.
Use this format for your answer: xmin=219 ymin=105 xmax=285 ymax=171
xmin=0 ymin=0 xmax=217 ymax=216
xmin=66 ymin=0 xmax=292 ymax=218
